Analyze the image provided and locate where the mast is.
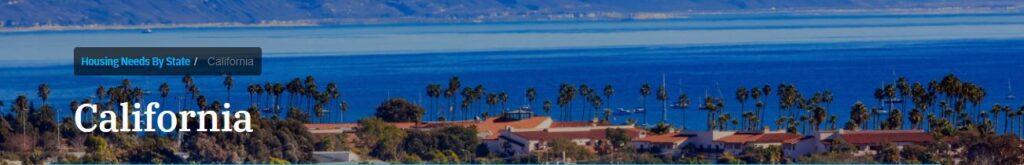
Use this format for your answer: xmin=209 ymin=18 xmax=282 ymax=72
xmin=662 ymin=73 xmax=668 ymax=123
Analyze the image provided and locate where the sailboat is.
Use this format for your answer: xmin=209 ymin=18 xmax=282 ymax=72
xmin=1008 ymin=80 xmax=1016 ymax=100
xmin=671 ymin=79 xmax=689 ymax=109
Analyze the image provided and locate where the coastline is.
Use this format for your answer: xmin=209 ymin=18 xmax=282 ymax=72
xmin=0 ymin=8 xmax=1019 ymax=33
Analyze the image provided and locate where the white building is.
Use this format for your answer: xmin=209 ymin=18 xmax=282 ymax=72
xmin=819 ymin=130 xmax=935 ymax=156
xmin=497 ymin=126 xmax=644 ymax=155
xmin=712 ymin=131 xmax=817 ymax=159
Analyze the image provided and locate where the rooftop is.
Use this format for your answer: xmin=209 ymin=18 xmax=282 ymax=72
xmin=635 ymin=133 xmax=693 ymax=145
xmin=836 ymin=130 xmax=935 ymax=145
xmin=510 ymin=128 xmax=644 ymax=141
xmin=715 ymin=132 xmax=804 ymax=144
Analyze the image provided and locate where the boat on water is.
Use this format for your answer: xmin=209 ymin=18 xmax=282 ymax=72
xmin=883 ymin=98 xmax=904 ymax=104
xmin=1008 ymin=80 xmax=1016 ymax=100
xmin=613 ymin=107 xmax=645 ymax=116
xmin=141 ymin=29 xmax=153 ymax=34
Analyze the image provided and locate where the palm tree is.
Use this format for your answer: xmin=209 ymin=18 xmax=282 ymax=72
xmin=263 ymin=83 xmax=272 ymax=109
xmin=196 ymin=95 xmax=208 ymax=110
xmin=445 ymin=76 xmax=461 ymax=120
xmin=160 ymin=82 xmax=170 ymax=106
xmin=181 ymin=75 xmax=193 ymax=108
xmin=326 ymin=82 xmax=341 ymax=121
xmin=604 ymin=85 xmax=614 ymax=110
xmin=304 ymin=75 xmax=318 ymax=114
xmin=874 ymin=87 xmax=885 ymax=110
xmin=579 ymin=84 xmax=591 ymax=120
xmin=750 ymin=87 xmax=762 ymax=128
xmin=828 ymin=115 xmax=838 ymax=130
xmin=564 ymin=84 xmax=577 ymax=121
xmin=589 ymin=95 xmax=602 ymax=122
xmin=704 ymin=96 xmax=718 ymax=130
xmin=474 ymin=85 xmax=486 ymax=116
xmin=462 ymin=87 xmax=474 ymax=120
xmin=339 ymin=101 xmax=348 ymax=123
xmin=897 ymin=77 xmax=909 ymax=110
xmin=486 ymin=93 xmax=497 ymax=114
xmin=885 ymin=84 xmax=897 ymax=112
xmin=96 ymin=85 xmax=106 ymax=107
xmin=677 ymin=94 xmax=690 ymax=128
xmin=38 ymin=84 xmax=50 ymax=105
xmin=822 ymin=90 xmax=834 ymax=112
xmin=736 ymin=87 xmax=748 ymax=113
xmin=910 ymin=108 xmax=924 ymax=130
xmin=543 ymin=100 xmax=552 ymax=115
xmin=1003 ymin=105 xmax=1012 ymax=134
xmin=272 ymin=83 xmax=284 ymax=113
xmin=812 ymin=106 xmax=826 ymax=132
xmin=741 ymin=111 xmax=754 ymax=130
xmin=189 ymin=84 xmax=201 ymax=108
xmin=286 ymin=78 xmax=301 ymax=108
xmin=640 ymin=83 xmax=651 ymax=124
xmin=657 ymin=84 xmax=668 ymax=123
xmin=223 ymin=75 xmax=234 ymax=103
xmin=247 ymin=84 xmax=256 ymax=107
xmin=426 ymin=84 xmax=441 ymax=120
xmin=850 ymin=101 xmax=869 ymax=130
xmin=526 ymin=87 xmax=537 ymax=109
xmin=499 ymin=91 xmax=509 ymax=113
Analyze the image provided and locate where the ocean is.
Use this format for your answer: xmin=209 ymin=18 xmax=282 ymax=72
xmin=0 ymin=13 xmax=1022 ymax=132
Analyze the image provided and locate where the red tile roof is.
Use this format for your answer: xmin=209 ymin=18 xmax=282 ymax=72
xmin=304 ymin=123 xmax=358 ymax=130
xmin=635 ymin=133 xmax=692 ymax=144
xmin=510 ymin=128 xmax=644 ymax=141
xmin=715 ymin=132 xmax=803 ymax=144
xmin=550 ymin=121 xmax=608 ymax=128
xmin=837 ymin=130 xmax=935 ymax=145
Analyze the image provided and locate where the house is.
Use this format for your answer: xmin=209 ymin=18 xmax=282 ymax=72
xmin=497 ymin=126 xmax=645 ymax=155
xmin=631 ymin=132 xmax=695 ymax=155
xmin=821 ymin=130 xmax=935 ymax=156
xmin=713 ymin=131 xmax=815 ymax=159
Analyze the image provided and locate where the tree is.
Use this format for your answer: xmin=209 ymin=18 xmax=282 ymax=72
xmin=81 ymin=135 xmax=117 ymax=163
xmin=326 ymin=82 xmax=341 ymax=121
xmin=657 ymin=84 xmax=668 ymax=123
xmin=375 ymin=98 xmax=426 ymax=123
xmin=445 ymin=76 xmax=461 ymax=121
xmin=272 ymin=83 xmax=284 ymax=113
xmin=875 ymin=144 xmax=901 ymax=163
xmin=499 ymin=91 xmax=509 ymax=112
xmin=736 ymin=87 xmax=748 ymax=112
xmin=543 ymin=100 xmax=552 ymax=115
xmin=526 ymin=87 xmax=537 ymax=109
xmin=677 ymin=94 xmax=690 ymax=128
xmin=545 ymin=138 xmax=594 ymax=163
xmin=358 ymin=117 xmax=408 ymax=161
xmin=339 ymin=101 xmax=349 ymax=122
xmin=850 ymin=101 xmax=869 ymax=130
xmin=640 ymin=83 xmax=651 ymax=124
xmin=579 ymin=84 xmax=591 ymax=120
xmin=426 ymin=84 xmax=442 ymax=121
xmin=739 ymin=146 xmax=783 ymax=164
xmin=38 ymin=83 xmax=50 ymax=105
xmin=910 ymin=108 xmax=924 ymax=129
xmin=605 ymin=128 xmax=632 ymax=152
xmin=223 ymin=75 xmax=233 ymax=103
xmin=649 ymin=122 xmax=673 ymax=135
xmin=589 ymin=95 xmax=603 ymax=122
xmin=159 ymin=83 xmax=170 ymax=106
xmin=603 ymin=85 xmax=614 ymax=110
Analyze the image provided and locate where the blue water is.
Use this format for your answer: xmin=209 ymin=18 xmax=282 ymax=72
xmin=0 ymin=13 xmax=1023 ymax=133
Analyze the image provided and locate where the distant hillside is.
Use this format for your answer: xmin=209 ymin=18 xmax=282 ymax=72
xmin=1 ymin=0 xmax=1022 ymax=29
